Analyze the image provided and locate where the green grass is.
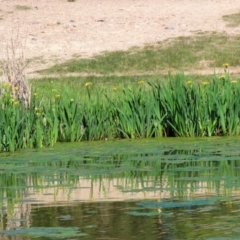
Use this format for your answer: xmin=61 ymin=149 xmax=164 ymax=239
xmin=31 ymin=71 xmax=240 ymax=96
xmin=31 ymin=75 xmax=166 ymax=96
xmin=223 ymin=12 xmax=240 ymax=27
xmin=37 ymin=32 xmax=240 ymax=76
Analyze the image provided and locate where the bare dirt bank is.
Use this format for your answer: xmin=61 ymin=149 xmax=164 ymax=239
xmin=0 ymin=0 xmax=240 ymax=74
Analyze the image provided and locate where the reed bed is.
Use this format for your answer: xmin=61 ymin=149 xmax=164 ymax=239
xmin=1 ymin=71 xmax=240 ymax=152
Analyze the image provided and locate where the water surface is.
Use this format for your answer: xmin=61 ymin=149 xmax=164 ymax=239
xmin=1 ymin=137 xmax=240 ymax=239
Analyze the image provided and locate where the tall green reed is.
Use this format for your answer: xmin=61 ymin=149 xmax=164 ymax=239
xmin=0 ymin=84 xmax=26 ymax=151
xmin=110 ymin=82 xmax=165 ymax=139
xmin=53 ymin=89 xmax=84 ymax=142
xmin=1 ymin=71 xmax=240 ymax=152
xmin=83 ymin=85 xmax=116 ymax=140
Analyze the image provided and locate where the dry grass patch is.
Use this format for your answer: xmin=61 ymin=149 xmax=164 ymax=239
xmin=15 ymin=5 xmax=31 ymax=11
xmin=223 ymin=12 xmax=240 ymax=27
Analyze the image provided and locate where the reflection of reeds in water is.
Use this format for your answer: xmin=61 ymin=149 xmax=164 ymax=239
xmin=1 ymin=138 xmax=240 ymax=237
xmin=1 ymin=156 xmax=240 ymax=212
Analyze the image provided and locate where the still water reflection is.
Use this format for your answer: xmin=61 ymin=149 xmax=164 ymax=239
xmin=0 ymin=137 xmax=240 ymax=239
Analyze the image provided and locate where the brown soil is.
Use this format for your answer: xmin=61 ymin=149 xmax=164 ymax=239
xmin=0 ymin=0 xmax=240 ymax=76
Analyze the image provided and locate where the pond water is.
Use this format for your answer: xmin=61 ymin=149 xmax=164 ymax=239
xmin=1 ymin=137 xmax=240 ymax=239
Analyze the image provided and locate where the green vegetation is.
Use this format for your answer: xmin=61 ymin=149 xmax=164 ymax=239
xmin=1 ymin=31 xmax=240 ymax=153
xmin=32 ymin=71 xmax=240 ymax=97
xmin=31 ymin=74 xmax=168 ymax=97
xmin=223 ymin=12 xmax=240 ymax=27
xmin=38 ymin=33 xmax=240 ymax=75
xmin=1 ymin=71 xmax=240 ymax=152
